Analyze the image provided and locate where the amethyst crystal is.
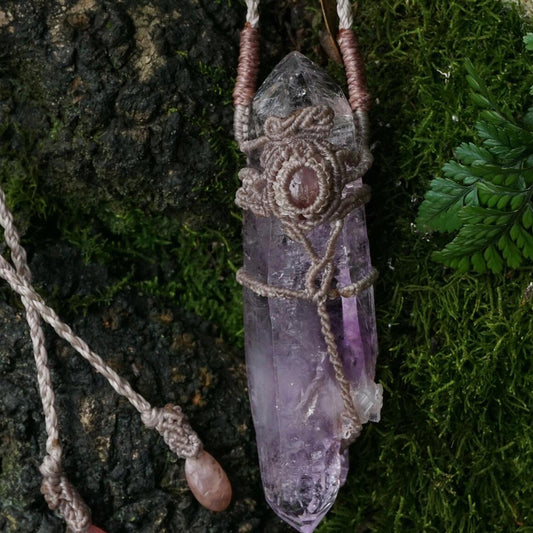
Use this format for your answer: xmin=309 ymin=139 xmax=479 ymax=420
xmin=242 ymin=52 xmax=382 ymax=532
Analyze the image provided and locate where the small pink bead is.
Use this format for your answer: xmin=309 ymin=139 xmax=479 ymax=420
xmin=185 ymin=451 xmax=232 ymax=512
xmin=289 ymin=166 xmax=319 ymax=208
xmin=88 ymin=526 xmax=107 ymax=533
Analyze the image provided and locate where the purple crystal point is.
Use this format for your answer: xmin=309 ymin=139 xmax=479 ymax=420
xmin=242 ymin=52 xmax=382 ymax=532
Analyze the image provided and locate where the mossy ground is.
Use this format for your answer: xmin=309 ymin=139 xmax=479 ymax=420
xmin=1 ymin=0 xmax=533 ymax=531
xmin=318 ymin=1 xmax=533 ymax=532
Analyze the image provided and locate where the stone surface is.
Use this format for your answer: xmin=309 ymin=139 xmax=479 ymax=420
xmin=242 ymin=53 xmax=382 ymax=532
xmin=0 ymin=0 xmax=238 ymax=219
xmin=185 ymin=451 xmax=232 ymax=512
xmin=0 ymin=244 xmax=292 ymax=533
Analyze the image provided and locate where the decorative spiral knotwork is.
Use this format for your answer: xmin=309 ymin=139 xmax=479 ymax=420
xmin=235 ymin=106 xmax=371 ymax=232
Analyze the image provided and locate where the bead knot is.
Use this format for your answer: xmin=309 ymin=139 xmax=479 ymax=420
xmin=40 ymin=455 xmax=92 ymax=533
xmin=141 ymin=404 xmax=202 ymax=459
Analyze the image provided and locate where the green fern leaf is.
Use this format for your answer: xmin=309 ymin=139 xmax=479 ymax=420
xmin=416 ymin=178 xmax=478 ymax=232
xmin=523 ymin=206 xmax=533 ymax=229
xmin=524 ymin=106 xmax=533 ymax=129
xmin=442 ymin=160 xmax=479 ymax=183
xmin=417 ymin=45 xmax=533 ymax=273
xmin=516 ymin=226 xmax=533 ymax=258
xmin=497 ymin=233 xmax=522 ymax=268
xmin=524 ymin=33 xmax=533 ymax=51
xmin=484 ymin=245 xmax=505 ymax=273
xmin=455 ymin=142 xmax=494 ymax=165
xmin=470 ymin=251 xmax=487 ymax=273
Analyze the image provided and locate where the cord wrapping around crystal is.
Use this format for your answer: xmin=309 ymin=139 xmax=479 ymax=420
xmin=235 ymin=51 xmax=382 ymax=533
xmin=236 ymin=106 xmax=371 ymax=235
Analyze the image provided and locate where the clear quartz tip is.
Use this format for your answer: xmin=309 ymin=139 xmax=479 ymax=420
xmin=280 ymin=515 xmax=323 ymax=533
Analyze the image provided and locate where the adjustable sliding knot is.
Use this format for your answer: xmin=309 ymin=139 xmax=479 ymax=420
xmin=141 ymin=404 xmax=202 ymax=459
xmin=40 ymin=454 xmax=92 ymax=533
xmin=141 ymin=405 xmax=232 ymax=512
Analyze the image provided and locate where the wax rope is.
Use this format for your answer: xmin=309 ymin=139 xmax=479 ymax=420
xmin=338 ymin=28 xmax=372 ymax=112
xmin=237 ymin=265 xmax=378 ymax=301
xmin=235 ymin=0 xmax=369 ymax=125
xmin=244 ymin=0 xmax=260 ymax=28
xmin=234 ymin=106 xmax=376 ymax=442
xmin=336 ymin=0 xmax=354 ymax=30
xmin=244 ymin=0 xmax=352 ymax=30
xmin=0 ymin=186 xmax=203 ymax=531
xmin=234 ymin=2 xmax=375 ymax=442
xmin=0 ymin=187 xmax=92 ymax=533
xmin=233 ymin=24 xmax=260 ymax=107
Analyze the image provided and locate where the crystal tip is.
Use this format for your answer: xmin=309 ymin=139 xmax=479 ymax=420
xmin=267 ymin=496 xmax=330 ymax=533
xmin=297 ymin=524 xmax=321 ymax=533
xmin=267 ymin=513 xmax=323 ymax=533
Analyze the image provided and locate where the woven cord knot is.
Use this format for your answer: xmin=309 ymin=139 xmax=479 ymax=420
xmin=141 ymin=404 xmax=202 ymax=459
xmin=39 ymin=454 xmax=92 ymax=533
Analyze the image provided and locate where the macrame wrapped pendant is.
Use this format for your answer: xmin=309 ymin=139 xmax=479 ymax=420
xmin=236 ymin=51 xmax=382 ymax=532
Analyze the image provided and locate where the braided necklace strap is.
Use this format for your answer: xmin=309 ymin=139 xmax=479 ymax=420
xmin=0 ymin=184 xmax=231 ymax=529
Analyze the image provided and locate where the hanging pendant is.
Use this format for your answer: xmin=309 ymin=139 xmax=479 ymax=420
xmin=235 ymin=51 xmax=382 ymax=532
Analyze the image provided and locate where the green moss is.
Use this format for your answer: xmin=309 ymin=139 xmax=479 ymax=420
xmin=2 ymin=0 xmax=533 ymax=530
xmin=137 ymin=222 xmax=243 ymax=336
xmin=320 ymin=264 xmax=533 ymax=532
xmin=54 ymin=202 xmax=243 ymax=340
xmin=0 ymin=125 xmax=48 ymax=226
xmin=317 ymin=0 xmax=533 ymax=531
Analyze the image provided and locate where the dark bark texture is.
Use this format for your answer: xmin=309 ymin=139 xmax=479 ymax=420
xmin=0 ymin=0 xmax=303 ymax=531
xmin=0 ymin=0 xmax=239 ymax=214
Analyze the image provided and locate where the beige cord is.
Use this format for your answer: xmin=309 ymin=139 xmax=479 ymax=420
xmin=244 ymin=0 xmax=353 ymax=30
xmin=233 ymin=1 xmax=375 ymax=442
xmin=0 ymin=186 xmax=203 ymax=532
